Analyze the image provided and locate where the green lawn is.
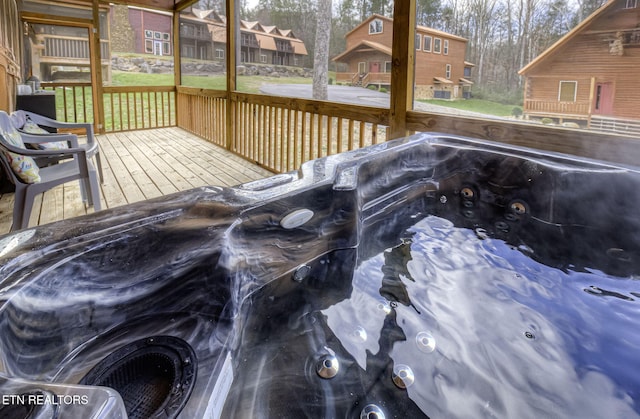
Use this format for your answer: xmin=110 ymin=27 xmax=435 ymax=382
xmin=417 ymin=98 xmax=519 ymax=117
xmin=111 ymin=70 xmax=324 ymax=94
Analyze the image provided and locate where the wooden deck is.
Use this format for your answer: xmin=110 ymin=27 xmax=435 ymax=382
xmin=0 ymin=127 xmax=274 ymax=235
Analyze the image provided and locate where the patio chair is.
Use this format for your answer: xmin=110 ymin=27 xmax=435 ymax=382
xmin=10 ymin=109 xmax=104 ymax=183
xmin=0 ymin=111 xmax=101 ymax=231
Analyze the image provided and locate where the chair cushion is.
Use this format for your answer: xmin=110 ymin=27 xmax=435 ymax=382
xmin=22 ymin=120 xmax=69 ymax=150
xmin=2 ymin=129 xmax=41 ymax=183
xmin=9 ymin=112 xmax=27 ymax=130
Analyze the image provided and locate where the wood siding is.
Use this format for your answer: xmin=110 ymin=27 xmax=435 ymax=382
xmin=523 ymin=1 xmax=640 ymax=120
xmin=128 ymin=9 xmax=172 ymax=55
xmin=337 ymin=14 xmax=470 ymax=98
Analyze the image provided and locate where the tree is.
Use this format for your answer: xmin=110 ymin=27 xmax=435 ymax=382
xmin=313 ymin=0 xmax=332 ymax=100
xmin=416 ymin=0 xmax=442 ymax=27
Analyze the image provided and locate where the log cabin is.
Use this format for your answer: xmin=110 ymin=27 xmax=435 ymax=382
xmin=519 ymin=0 xmax=640 ymax=134
xmin=333 ymin=14 xmax=474 ymax=100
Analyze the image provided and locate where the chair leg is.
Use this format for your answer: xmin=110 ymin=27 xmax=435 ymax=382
xmin=88 ymin=169 xmax=101 ymax=211
xmin=20 ymin=189 xmax=38 ymax=230
xmin=95 ymin=152 xmax=104 ymax=184
xmin=11 ymin=188 xmax=26 ymax=232
xmin=78 ymin=178 xmax=88 ymax=204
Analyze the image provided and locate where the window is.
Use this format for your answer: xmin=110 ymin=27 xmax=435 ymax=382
xmin=423 ymin=35 xmax=432 ymax=52
xmin=558 ymin=81 xmax=577 ymax=102
xmin=154 ymin=31 xmax=162 ymax=39
xmin=446 ymin=64 xmax=451 ymax=79
xmin=145 ymin=39 xmax=153 ymax=53
xmin=162 ymin=33 xmax=170 ymax=41
xmin=444 ymin=40 xmax=449 ymax=55
xmin=260 ymin=54 xmax=267 ymax=63
xmin=434 ymin=38 xmax=442 ymax=54
xmin=369 ymin=18 xmax=383 ymax=34
xmin=145 ymin=30 xmax=153 ymax=39
xmin=415 ymin=34 xmax=421 ymax=50
xmin=385 ymin=61 xmax=392 ymax=73
xmin=215 ymin=49 xmax=224 ymax=59
xmin=464 ymin=67 xmax=472 ymax=78
xmin=163 ymin=42 xmax=170 ymax=55
xmin=625 ymin=0 xmax=637 ymax=8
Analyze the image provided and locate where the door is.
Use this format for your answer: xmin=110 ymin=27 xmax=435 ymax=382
xmin=153 ymin=40 xmax=163 ymax=56
xmin=594 ymin=83 xmax=614 ymax=115
xmin=370 ymin=62 xmax=381 ymax=73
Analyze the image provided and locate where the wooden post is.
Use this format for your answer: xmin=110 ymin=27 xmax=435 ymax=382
xmin=587 ymin=76 xmax=595 ymax=129
xmin=173 ymin=10 xmax=181 ymax=93
xmin=388 ymin=0 xmax=416 ymax=140
xmin=226 ymin=0 xmax=238 ymax=151
xmin=91 ymin=0 xmax=105 ymax=134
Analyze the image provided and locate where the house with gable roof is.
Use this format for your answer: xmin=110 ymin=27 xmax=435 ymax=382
xmin=519 ymin=0 xmax=640 ymax=130
xmin=115 ymin=6 xmax=307 ymax=67
xmin=239 ymin=20 xmax=308 ymax=67
xmin=333 ymin=14 xmax=474 ymax=100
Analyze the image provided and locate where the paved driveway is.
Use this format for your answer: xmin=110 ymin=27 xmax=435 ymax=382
xmin=259 ymin=83 xmax=498 ymax=119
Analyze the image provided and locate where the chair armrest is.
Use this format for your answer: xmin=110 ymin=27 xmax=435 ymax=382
xmin=0 ymin=140 xmax=87 ymax=160
xmin=20 ymin=132 xmax=80 ymax=148
xmin=22 ymin=111 xmax=94 ymax=137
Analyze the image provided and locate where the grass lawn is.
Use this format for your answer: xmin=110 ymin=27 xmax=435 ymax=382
xmin=111 ymin=70 xmax=324 ymax=94
xmin=417 ymin=98 xmax=518 ymax=117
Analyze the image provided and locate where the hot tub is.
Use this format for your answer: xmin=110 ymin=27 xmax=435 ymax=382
xmin=0 ymin=133 xmax=639 ymax=418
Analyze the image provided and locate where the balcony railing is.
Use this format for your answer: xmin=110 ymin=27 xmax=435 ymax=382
xmin=524 ymin=99 xmax=591 ymax=117
xmin=40 ymin=82 xmax=176 ymax=132
xmin=335 ymin=72 xmax=391 ymax=87
xmin=180 ymin=27 xmax=210 ymax=40
xmin=36 ymin=82 xmax=640 ymax=174
xmin=241 ymin=38 xmax=260 ymax=48
xmin=41 ymin=35 xmax=110 ymax=61
xmin=276 ymin=43 xmax=293 ymax=53
xmin=177 ymin=87 xmax=389 ymax=173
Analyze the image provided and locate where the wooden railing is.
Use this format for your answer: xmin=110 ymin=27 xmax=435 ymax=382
xmin=41 ymin=82 xmax=94 ymax=123
xmin=41 ymin=82 xmax=176 ymax=132
xmin=177 ymin=87 xmax=389 ymax=173
xmin=590 ymin=115 xmax=640 ymax=137
xmin=176 ymin=87 xmax=227 ymax=148
xmin=334 ymin=72 xmax=390 ymax=87
xmin=103 ymin=86 xmax=176 ymax=132
xmin=40 ymin=35 xmax=110 ymax=61
xmin=524 ymin=99 xmax=591 ymax=117
xmin=367 ymin=73 xmax=391 ymax=85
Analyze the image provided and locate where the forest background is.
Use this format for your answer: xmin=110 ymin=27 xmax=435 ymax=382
xmin=194 ymin=0 xmax=610 ymax=105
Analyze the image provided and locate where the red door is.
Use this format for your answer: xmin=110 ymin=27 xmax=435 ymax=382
xmin=594 ymin=83 xmax=614 ymax=115
xmin=370 ymin=62 xmax=380 ymax=73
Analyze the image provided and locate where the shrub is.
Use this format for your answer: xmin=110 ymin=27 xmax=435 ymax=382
xmin=379 ymin=87 xmax=388 ymax=93
xmin=367 ymin=85 xmax=378 ymax=91
xmin=541 ymin=118 xmax=554 ymax=125
xmin=328 ymin=78 xmax=334 ymax=85
xmin=511 ymin=107 xmax=523 ymax=118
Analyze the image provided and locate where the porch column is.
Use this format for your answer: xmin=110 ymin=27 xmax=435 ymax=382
xmin=91 ymin=0 xmax=105 ymax=134
xmin=388 ymin=0 xmax=416 ymax=140
xmin=226 ymin=0 xmax=238 ymax=150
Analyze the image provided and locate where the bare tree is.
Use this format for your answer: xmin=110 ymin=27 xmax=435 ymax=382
xmin=313 ymin=0 xmax=332 ymax=100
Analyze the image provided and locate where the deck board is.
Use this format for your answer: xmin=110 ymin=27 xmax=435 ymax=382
xmin=0 ymin=127 xmax=274 ymax=235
